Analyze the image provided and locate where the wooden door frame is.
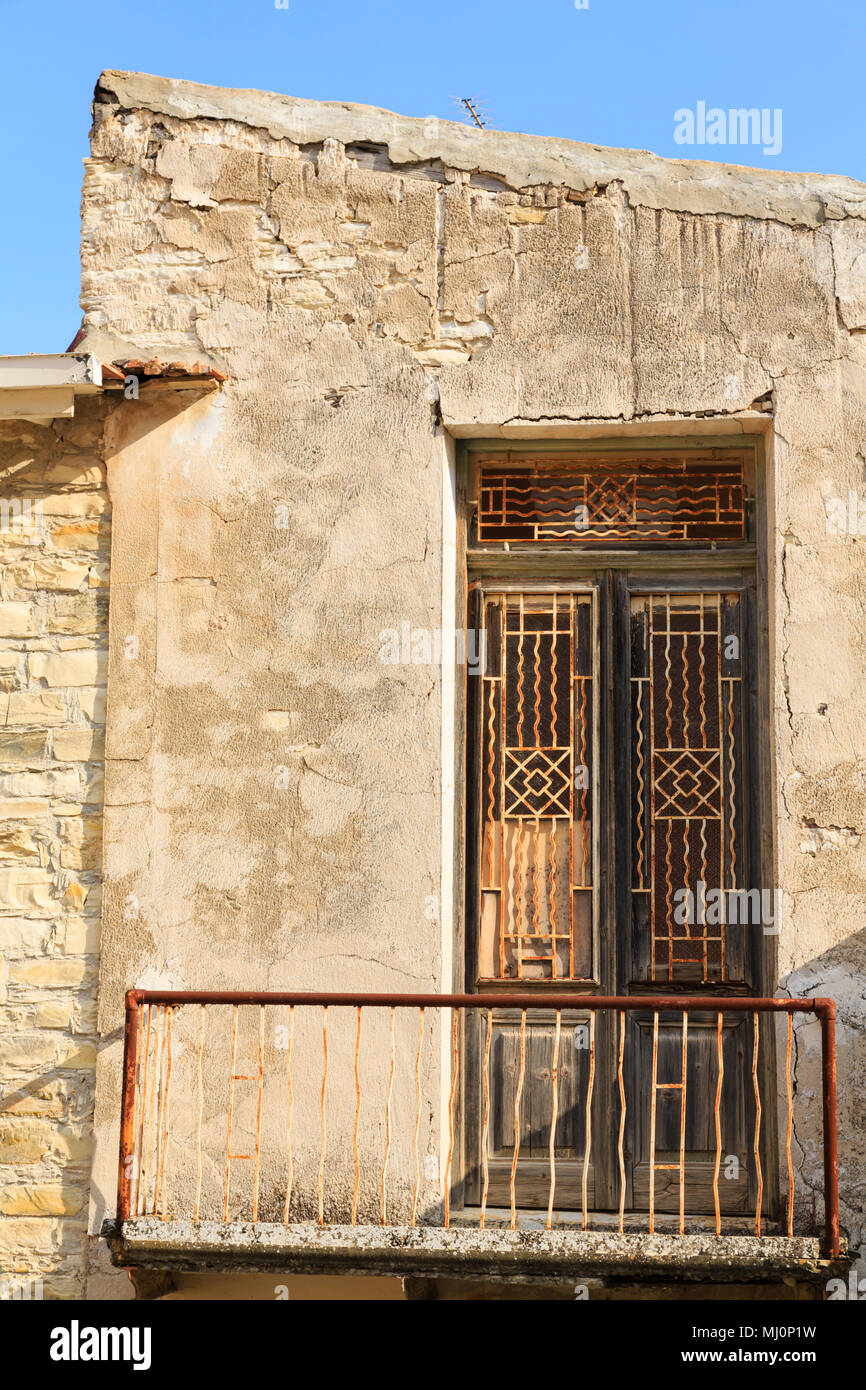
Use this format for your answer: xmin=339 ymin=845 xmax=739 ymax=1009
xmin=456 ymin=436 xmax=778 ymax=1221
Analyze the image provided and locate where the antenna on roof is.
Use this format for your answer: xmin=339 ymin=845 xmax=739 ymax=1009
xmin=459 ymin=97 xmax=490 ymax=130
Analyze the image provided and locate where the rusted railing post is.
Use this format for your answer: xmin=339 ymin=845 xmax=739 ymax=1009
xmin=116 ymin=990 xmax=140 ymax=1226
xmin=819 ymin=999 xmax=840 ymax=1258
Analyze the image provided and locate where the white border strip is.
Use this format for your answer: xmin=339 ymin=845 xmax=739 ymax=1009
xmin=439 ymin=432 xmax=458 ymax=1189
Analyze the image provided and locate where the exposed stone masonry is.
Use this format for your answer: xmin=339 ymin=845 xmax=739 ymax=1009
xmin=0 ymin=400 xmax=109 ymax=1298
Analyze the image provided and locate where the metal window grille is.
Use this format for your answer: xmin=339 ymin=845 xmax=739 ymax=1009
xmin=474 ymin=455 xmax=746 ymax=545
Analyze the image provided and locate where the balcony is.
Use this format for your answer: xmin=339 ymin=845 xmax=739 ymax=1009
xmin=106 ymin=991 xmax=844 ymax=1290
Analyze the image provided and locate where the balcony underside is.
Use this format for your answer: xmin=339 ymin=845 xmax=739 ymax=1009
xmin=107 ymin=1217 xmax=844 ymax=1286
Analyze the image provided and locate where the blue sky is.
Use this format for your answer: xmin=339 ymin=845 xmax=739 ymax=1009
xmin=1 ymin=0 xmax=864 ymax=354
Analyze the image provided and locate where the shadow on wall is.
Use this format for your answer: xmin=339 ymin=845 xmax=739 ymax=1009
xmin=782 ymin=925 xmax=866 ymax=1271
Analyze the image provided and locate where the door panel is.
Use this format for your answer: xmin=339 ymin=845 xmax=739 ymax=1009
xmin=475 ymin=1010 xmax=596 ymax=1210
xmin=627 ymin=590 xmax=750 ymax=987
xmin=627 ymin=1010 xmax=756 ymax=1216
xmin=620 ymin=582 xmax=768 ymax=1221
xmin=465 ymin=586 xmax=599 ymax=1209
xmin=473 ymin=588 xmax=597 ymax=985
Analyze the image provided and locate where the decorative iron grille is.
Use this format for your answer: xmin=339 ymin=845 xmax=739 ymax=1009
xmin=474 ymin=455 xmax=746 ymax=545
xmin=478 ymin=591 xmax=594 ymax=981
xmin=630 ymin=592 xmax=745 ymax=983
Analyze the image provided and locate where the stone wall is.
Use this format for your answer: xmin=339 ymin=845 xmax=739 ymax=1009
xmin=0 ymin=399 xmax=109 ymax=1298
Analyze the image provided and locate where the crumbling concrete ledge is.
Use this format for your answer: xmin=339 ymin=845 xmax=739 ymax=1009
xmin=107 ymin=1220 xmax=846 ymax=1285
xmin=97 ymin=70 xmax=866 ymax=229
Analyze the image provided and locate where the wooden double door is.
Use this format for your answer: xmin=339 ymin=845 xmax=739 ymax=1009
xmin=463 ymin=575 xmax=775 ymax=1219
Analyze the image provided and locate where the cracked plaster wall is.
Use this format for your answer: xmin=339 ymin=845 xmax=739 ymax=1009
xmin=78 ymin=73 xmax=866 ymax=1282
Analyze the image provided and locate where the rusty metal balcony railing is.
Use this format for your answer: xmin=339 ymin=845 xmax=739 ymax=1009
xmin=115 ymin=991 xmax=840 ymax=1259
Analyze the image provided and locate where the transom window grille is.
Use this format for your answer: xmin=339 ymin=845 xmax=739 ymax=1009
xmin=473 ymin=454 xmax=746 ymax=545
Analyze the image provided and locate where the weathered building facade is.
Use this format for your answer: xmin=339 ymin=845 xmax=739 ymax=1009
xmin=0 ymin=70 xmax=864 ymax=1299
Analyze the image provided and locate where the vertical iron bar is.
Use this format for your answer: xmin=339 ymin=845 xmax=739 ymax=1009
xmin=820 ymin=1003 xmax=840 ymax=1258
xmin=582 ymin=1011 xmax=595 ymax=1230
xmin=152 ymin=1010 xmax=168 ymax=1215
xmin=510 ymin=1009 xmax=526 ymax=1230
xmin=352 ymin=1006 xmax=362 ymax=1225
xmin=753 ymin=1011 xmax=762 ymax=1237
xmin=381 ymin=1006 xmax=395 ymax=1225
xmin=444 ymin=1010 xmax=459 ymax=1228
xmin=131 ymin=1004 xmax=146 ymax=1217
xmin=222 ymin=1006 xmax=239 ymax=1223
xmin=480 ymin=1008 xmax=492 ymax=1229
xmin=252 ymin=1006 xmax=264 ymax=1223
xmin=135 ymin=1004 xmax=153 ymax=1217
xmin=412 ymin=1008 xmax=424 ymax=1227
xmin=283 ymin=1006 xmax=294 ymax=1222
xmin=679 ymin=1011 xmax=688 ymax=1235
xmin=617 ymin=1009 xmax=626 ymax=1234
xmin=194 ymin=1005 xmax=204 ymax=1221
xmin=143 ymin=1006 xmax=162 ymax=1217
xmin=786 ymin=1014 xmax=794 ymax=1238
xmin=223 ymin=1004 xmax=239 ymax=1221
xmin=117 ymin=991 xmax=139 ymax=1225
xmin=713 ymin=1011 xmax=723 ymax=1236
xmin=157 ymin=1008 xmax=173 ymax=1219
xmin=547 ymin=1009 xmax=561 ymax=1230
xmin=318 ymin=1006 xmax=328 ymax=1226
xmin=649 ymin=1010 xmax=659 ymax=1234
